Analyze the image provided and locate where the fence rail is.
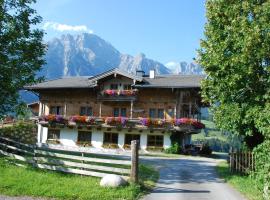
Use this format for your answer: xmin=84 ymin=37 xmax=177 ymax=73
xmin=0 ymin=137 xmax=139 ymax=182
xmin=229 ymin=149 xmax=255 ymax=174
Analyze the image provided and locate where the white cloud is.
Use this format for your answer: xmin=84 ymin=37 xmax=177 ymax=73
xmin=43 ymin=21 xmax=93 ymax=33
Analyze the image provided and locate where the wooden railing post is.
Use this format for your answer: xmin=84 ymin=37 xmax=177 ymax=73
xmin=229 ymin=147 xmax=233 ymax=173
xmin=130 ymin=140 xmax=139 ymax=183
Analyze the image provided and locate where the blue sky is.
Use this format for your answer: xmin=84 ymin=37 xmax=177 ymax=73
xmin=34 ymin=0 xmax=206 ymax=65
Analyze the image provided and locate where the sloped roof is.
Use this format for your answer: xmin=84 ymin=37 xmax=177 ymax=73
xmin=24 ymin=76 xmax=93 ymax=90
xmin=88 ymin=68 xmax=143 ymax=82
xmin=134 ymin=75 xmax=204 ymax=88
xmin=24 ymin=68 xmax=204 ymax=90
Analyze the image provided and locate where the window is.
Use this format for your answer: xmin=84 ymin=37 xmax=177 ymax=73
xmin=158 ymin=109 xmax=164 ymax=119
xmin=113 ymin=108 xmax=119 ymax=117
xmin=80 ymin=107 xmax=93 ymax=116
xmin=123 ymin=84 xmax=131 ymax=90
xmin=147 ymin=135 xmax=164 ymax=147
xmin=125 ymin=134 xmax=140 ymax=145
xmin=120 ymin=108 xmax=127 ymax=117
xmin=167 ymin=108 xmax=174 ymax=118
xmin=149 ymin=108 xmax=156 ymax=118
xmin=103 ymin=132 xmax=118 ymax=144
xmin=47 ymin=129 xmax=60 ymax=140
xmin=110 ymin=84 xmax=118 ymax=90
xmin=50 ymin=106 xmax=63 ymax=115
xmin=113 ymin=108 xmax=127 ymax=117
xmin=77 ymin=131 xmax=92 ymax=142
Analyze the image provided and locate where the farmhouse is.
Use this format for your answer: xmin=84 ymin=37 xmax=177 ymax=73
xmin=25 ymin=68 xmax=205 ymax=152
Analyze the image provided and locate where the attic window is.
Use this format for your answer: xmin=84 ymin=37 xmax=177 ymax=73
xmin=124 ymin=84 xmax=131 ymax=90
xmin=110 ymin=84 xmax=118 ymax=90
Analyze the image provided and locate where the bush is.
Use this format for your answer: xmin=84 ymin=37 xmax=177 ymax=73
xmin=165 ymin=142 xmax=181 ymax=154
xmin=0 ymin=122 xmax=37 ymax=144
xmin=253 ymin=140 xmax=270 ymax=200
xmin=199 ymin=144 xmax=212 ymax=156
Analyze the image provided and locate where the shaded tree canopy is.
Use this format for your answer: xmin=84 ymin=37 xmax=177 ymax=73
xmin=198 ymin=0 xmax=270 ymax=148
xmin=0 ymin=0 xmax=46 ymax=117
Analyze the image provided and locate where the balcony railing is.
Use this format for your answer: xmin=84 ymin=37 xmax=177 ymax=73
xmin=97 ymin=89 xmax=138 ymax=101
xmin=38 ymin=115 xmax=205 ymax=133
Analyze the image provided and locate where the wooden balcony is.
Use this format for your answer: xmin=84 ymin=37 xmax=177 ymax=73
xmin=38 ymin=115 xmax=204 ymax=133
xmin=97 ymin=89 xmax=138 ymax=101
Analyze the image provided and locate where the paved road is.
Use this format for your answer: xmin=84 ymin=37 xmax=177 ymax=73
xmin=142 ymin=156 xmax=246 ymax=200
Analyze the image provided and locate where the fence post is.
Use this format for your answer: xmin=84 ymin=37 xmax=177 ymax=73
xmin=130 ymin=140 xmax=139 ymax=183
xmin=229 ymin=147 xmax=233 ymax=173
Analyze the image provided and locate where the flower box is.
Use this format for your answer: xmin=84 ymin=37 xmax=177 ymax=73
xmin=146 ymin=146 xmax=164 ymax=152
xmin=102 ymin=143 xmax=119 ymax=149
xmin=105 ymin=117 xmax=128 ymax=128
xmin=103 ymin=89 xmax=138 ymax=96
xmin=76 ymin=141 xmax=92 ymax=147
xmin=46 ymin=139 xmax=60 ymax=145
xmin=40 ymin=114 xmax=66 ymax=124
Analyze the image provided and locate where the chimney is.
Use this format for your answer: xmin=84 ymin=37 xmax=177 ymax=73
xmin=149 ymin=70 xmax=155 ymax=79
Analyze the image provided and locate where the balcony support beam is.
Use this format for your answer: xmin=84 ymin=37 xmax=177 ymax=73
xmin=130 ymin=101 xmax=133 ymax=118
xmin=99 ymin=103 xmax=102 ymax=117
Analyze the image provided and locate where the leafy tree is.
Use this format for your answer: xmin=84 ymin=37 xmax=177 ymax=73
xmin=198 ymin=0 xmax=270 ymax=148
xmin=0 ymin=0 xmax=45 ymax=118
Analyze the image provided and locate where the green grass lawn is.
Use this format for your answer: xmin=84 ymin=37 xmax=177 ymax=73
xmin=0 ymin=155 xmax=159 ymax=200
xmin=216 ymin=161 xmax=263 ymax=200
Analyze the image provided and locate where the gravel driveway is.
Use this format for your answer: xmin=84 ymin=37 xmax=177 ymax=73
xmin=141 ymin=156 xmax=246 ymax=200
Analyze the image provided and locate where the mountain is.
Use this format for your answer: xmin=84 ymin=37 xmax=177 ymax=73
xmin=40 ymin=33 xmax=170 ymax=79
xmin=165 ymin=61 xmax=204 ymax=75
xmin=22 ymin=33 xmax=203 ymax=103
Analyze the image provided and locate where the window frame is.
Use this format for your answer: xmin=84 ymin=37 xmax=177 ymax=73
xmin=124 ymin=134 xmax=140 ymax=145
xmin=147 ymin=135 xmax=164 ymax=147
xmin=149 ymin=108 xmax=156 ymax=118
xmin=80 ymin=106 xmax=93 ymax=116
xmin=103 ymin=132 xmax=118 ymax=145
xmin=157 ymin=109 xmax=164 ymax=119
xmin=123 ymin=84 xmax=131 ymax=90
xmin=110 ymin=84 xmax=118 ymax=90
xmin=47 ymin=129 xmax=60 ymax=140
xmin=77 ymin=131 xmax=92 ymax=142
xmin=49 ymin=106 xmax=63 ymax=115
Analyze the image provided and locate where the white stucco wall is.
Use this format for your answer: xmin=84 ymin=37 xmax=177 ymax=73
xmin=39 ymin=126 xmax=173 ymax=150
xmin=41 ymin=126 xmax=48 ymax=143
xmin=60 ymin=128 xmax=77 ymax=146
xmin=118 ymin=132 xmax=125 ymax=148
xmin=139 ymin=132 xmax=148 ymax=150
xmin=37 ymin=124 xmax=42 ymax=143
xmin=92 ymin=130 xmax=104 ymax=148
xmin=164 ymin=133 xmax=171 ymax=149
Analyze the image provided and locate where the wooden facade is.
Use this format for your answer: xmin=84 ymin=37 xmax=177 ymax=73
xmin=26 ymin=69 xmax=204 ymax=151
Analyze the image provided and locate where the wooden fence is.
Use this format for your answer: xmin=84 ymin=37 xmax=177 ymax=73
xmin=0 ymin=137 xmax=139 ymax=182
xmin=229 ymin=149 xmax=255 ymax=174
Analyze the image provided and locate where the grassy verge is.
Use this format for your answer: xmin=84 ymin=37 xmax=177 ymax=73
xmin=0 ymin=155 xmax=158 ymax=200
xmin=216 ymin=161 xmax=263 ymax=200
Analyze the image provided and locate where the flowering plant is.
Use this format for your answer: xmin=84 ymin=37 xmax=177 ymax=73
xmin=69 ymin=115 xmax=96 ymax=124
xmin=105 ymin=117 xmax=128 ymax=126
xmin=139 ymin=118 xmax=165 ymax=127
xmin=173 ymin=118 xmax=205 ymax=129
xmin=40 ymin=114 xmax=66 ymax=124
xmin=103 ymin=89 xmax=137 ymax=96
